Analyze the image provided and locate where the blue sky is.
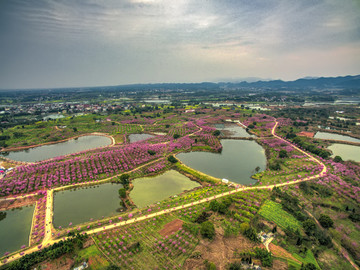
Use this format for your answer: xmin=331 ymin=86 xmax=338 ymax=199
xmin=0 ymin=0 xmax=359 ymax=89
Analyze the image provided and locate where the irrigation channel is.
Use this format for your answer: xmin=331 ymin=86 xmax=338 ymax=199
xmin=0 ymin=121 xmax=328 ymax=267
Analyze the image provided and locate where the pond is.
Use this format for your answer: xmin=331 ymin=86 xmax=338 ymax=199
xmin=214 ymin=124 xmax=254 ymax=138
xmin=328 ymin=144 xmax=360 ymax=162
xmin=142 ymin=99 xmax=171 ymax=104
xmin=43 ymin=114 xmax=65 ymax=120
xmin=130 ymin=170 xmax=200 ymax=208
xmin=314 ymin=132 xmax=360 ymax=143
xmin=53 ymin=183 xmax=124 ymax=228
xmin=0 ymin=205 xmax=34 ymax=256
xmin=128 ymin=133 xmax=155 ymax=143
xmin=177 ymin=139 xmax=266 ymax=185
xmin=1 ymin=135 xmax=112 ymax=162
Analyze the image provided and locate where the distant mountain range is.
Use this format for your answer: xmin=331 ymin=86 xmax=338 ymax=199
xmin=1 ymin=74 xmax=359 ymax=92
xmin=220 ymin=75 xmax=360 ymax=90
xmin=107 ymin=75 xmax=360 ymax=91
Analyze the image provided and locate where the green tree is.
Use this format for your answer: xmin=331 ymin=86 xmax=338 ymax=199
xmin=243 ymin=226 xmax=259 ymax=242
xmin=119 ymin=174 xmax=130 ymax=185
xmin=318 ymin=214 xmax=334 ymax=228
xmin=200 ymin=221 xmax=216 ymax=240
xmin=106 ymin=265 xmax=121 ymax=270
xmin=254 ymin=247 xmax=273 ymax=267
xmin=279 ymin=149 xmax=288 ymax=158
xmin=13 ymin=132 xmax=24 ymax=138
xmin=303 ymin=219 xmax=316 ymax=236
xmin=333 ymin=156 xmax=342 ymax=162
xmin=213 ymin=130 xmax=221 ymax=136
xmin=118 ymin=188 xmax=126 ymax=198
xmin=173 ymin=134 xmax=180 ymax=139
xmin=167 ymin=155 xmax=178 ymax=163
xmin=0 ymin=211 xmax=6 ymax=222
xmin=301 ymin=263 xmax=317 ymax=270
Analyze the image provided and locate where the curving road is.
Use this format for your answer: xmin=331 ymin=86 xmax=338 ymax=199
xmin=0 ymin=120 xmax=330 ymax=267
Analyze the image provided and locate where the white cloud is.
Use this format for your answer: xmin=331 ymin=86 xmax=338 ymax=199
xmin=0 ymin=0 xmax=359 ymax=88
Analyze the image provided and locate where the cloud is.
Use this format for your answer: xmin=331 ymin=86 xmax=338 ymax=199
xmin=0 ymin=0 xmax=359 ymax=88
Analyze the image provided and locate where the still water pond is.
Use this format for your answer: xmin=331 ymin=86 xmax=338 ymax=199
xmin=328 ymin=144 xmax=360 ymax=162
xmin=130 ymin=170 xmax=200 ymax=208
xmin=215 ymin=124 xmax=254 ymax=138
xmin=177 ymin=140 xmax=266 ymax=185
xmin=128 ymin=133 xmax=155 ymax=143
xmin=314 ymin=132 xmax=360 ymax=143
xmin=53 ymin=183 xmax=123 ymax=228
xmin=1 ymin=135 xmax=112 ymax=162
xmin=0 ymin=205 xmax=34 ymax=256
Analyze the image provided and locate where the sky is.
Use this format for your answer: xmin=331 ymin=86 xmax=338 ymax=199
xmin=0 ymin=0 xmax=359 ymax=89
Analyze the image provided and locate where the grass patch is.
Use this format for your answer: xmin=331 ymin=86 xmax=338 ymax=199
xmin=76 ymin=245 xmax=110 ymax=270
xmin=77 ymin=245 xmax=110 ymax=270
xmin=175 ymin=162 xmax=220 ymax=184
xmin=292 ymin=250 xmax=320 ymax=269
xmin=258 ymin=200 xmax=301 ymax=231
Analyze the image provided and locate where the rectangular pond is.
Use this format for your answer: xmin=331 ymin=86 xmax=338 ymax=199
xmin=128 ymin=133 xmax=155 ymax=143
xmin=0 ymin=205 xmax=34 ymax=256
xmin=1 ymin=135 xmax=112 ymax=162
xmin=53 ymin=183 xmax=124 ymax=228
xmin=177 ymin=139 xmax=266 ymax=185
xmin=130 ymin=170 xmax=200 ymax=208
xmin=328 ymin=144 xmax=360 ymax=162
xmin=314 ymin=132 xmax=360 ymax=143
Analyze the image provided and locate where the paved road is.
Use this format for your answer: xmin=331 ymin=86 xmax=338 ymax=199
xmin=0 ymin=120 xmax=331 ymax=267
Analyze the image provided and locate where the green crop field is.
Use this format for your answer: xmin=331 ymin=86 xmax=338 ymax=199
xmin=258 ymin=200 xmax=301 ymax=231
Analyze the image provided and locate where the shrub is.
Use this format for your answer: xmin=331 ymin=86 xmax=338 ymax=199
xmin=200 ymin=221 xmax=216 ymax=240
xmin=243 ymin=226 xmax=259 ymax=242
xmin=167 ymin=155 xmax=178 ymax=163
xmin=303 ymin=219 xmax=316 ymax=236
xmin=333 ymin=155 xmax=342 ymax=162
xmin=228 ymin=261 xmax=243 ymax=270
xmin=213 ymin=130 xmax=221 ymax=136
xmin=106 ymin=265 xmax=121 ymax=270
xmin=254 ymin=247 xmax=273 ymax=267
xmin=119 ymin=174 xmax=130 ymax=185
xmin=204 ymin=260 xmax=217 ymax=270
xmin=315 ymin=229 xmax=332 ymax=247
xmin=240 ymin=222 xmax=250 ymax=233
xmin=118 ymin=188 xmax=126 ymax=198
xmin=301 ymin=263 xmax=317 ymax=270
xmin=279 ymin=149 xmax=288 ymax=158
xmin=183 ymin=221 xmax=200 ymax=235
xmin=173 ymin=134 xmax=180 ymax=139
xmin=349 ymin=212 xmax=360 ymax=222
xmin=195 ymin=211 xmax=211 ymax=223
xmin=269 ymin=160 xmax=281 ymax=170
xmin=318 ymin=214 xmax=333 ymax=228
